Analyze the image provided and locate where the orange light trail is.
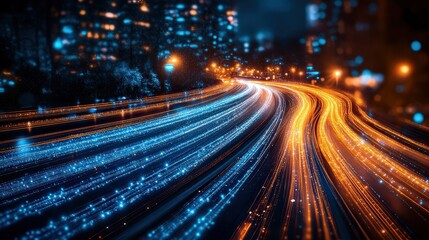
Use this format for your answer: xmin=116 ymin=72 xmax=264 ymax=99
xmin=234 ymin=80 xmax=429 ymax=239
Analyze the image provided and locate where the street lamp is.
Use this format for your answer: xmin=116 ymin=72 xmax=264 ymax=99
xmin=170 ymin=57 xmax=178 ymax=64
xmin=290 ymin=67 xmax=296 ymax=81
xmin=299 ymin=71 xmax=304 ymax=81
xmin=398 ymin=64 xmax=411 ymax=77
xmin=167 ymin=55 xmax=180 ymax=65
xmin=164 ymin=55 xmax=180 ymax=94
xmin=164 ymin=63 xmax=174 ymax=94
xmin=334 ymin=70 xmax=342 ymax=87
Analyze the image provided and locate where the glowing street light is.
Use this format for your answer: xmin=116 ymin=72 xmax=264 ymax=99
xmin=167 ymin=55 xmax=180 ymax=65
xmin=164 ymin=55 xmax=180 ymax=94
xmin=165 ymin=55 xmax=180 ymax=72
xmin=334 ymin=70 xmax=342 ymax=87
xmin=289 ymin=67 xmax=297 ymax=81
xmin=398 ymin=64 xmax=411 ymax=77
xmin=298 ymin=71 xmax=304 ymax=81
xmin=335 ymin=70 xmax=342 ymax=77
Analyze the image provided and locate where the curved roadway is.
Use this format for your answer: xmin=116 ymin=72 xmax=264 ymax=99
xmin=0 ymin=80 xmax=428 ymax=239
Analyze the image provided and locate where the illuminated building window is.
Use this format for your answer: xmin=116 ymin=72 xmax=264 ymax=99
xmin=134 ymin=21 xmax=150 ymax=28
xmin=140 ymin=5 xmax=149 ymax=12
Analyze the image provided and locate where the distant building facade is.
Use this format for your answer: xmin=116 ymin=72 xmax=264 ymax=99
xmin=155 ymin=0 xmax=238 ymax=65
xmin=52 ymin=0 xmax=152 ymax=75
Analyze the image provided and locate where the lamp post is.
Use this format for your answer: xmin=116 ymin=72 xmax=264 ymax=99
xmin=163 ymin=55 xmax=180 ymax=94
xmin=291 ymin=67 xmax=296 ymax=81
xmin=334 ymin=70 xmax=342 ymax=87
xmin=299 ymin=71 xmax=304 ymax=81
xmin=164 ymin=63 xmax=174 ymax=94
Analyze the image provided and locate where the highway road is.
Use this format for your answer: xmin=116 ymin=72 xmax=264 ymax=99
xmin=0 ymin=80 xmax=428 ymax=239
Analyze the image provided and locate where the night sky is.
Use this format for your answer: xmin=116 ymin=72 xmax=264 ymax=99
xmin=236 ymin=0 xmax=308 ymax=40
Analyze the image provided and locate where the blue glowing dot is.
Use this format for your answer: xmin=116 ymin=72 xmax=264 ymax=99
xmin=164 ymin=64 xmax=174 ymax=73
xmin=334 ymin=0 xmax=343 ymax=7
xmin=217 ymin=5 xmax=224 ymax=11
xmin=123 ymin=19 xmax=132 ymax=24
xmin=379 ymin=179 xmax=383 ymax=184
xmin=355 ymin=56 xmax=364 ymax=64
xmin=413 ymin=112 xmax=424 ymax=124
xmin=62 ymin=26 xmax=73 ymax=34
xmin=319 ymin=38 xmax=327 ymax=45
xmin=411 ymin=40 xmax=422 ymax=52
xmin=53 ymin=38 xmax=63 ymax=50
xmin=16 ymin=137 xmax=31 ymax=148
xmin=369 ymin=2 xmax=378 ymax=14
xmin=362 ymin=69 xmax=372 ymax=77
xmin=8 ymin=81 xmax=15 ymax=86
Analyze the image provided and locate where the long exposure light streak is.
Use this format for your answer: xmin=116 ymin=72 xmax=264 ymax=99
xmin=0 ymin=80 xmax=428 ymax=239
xmin=235 ymin=81 xmax=429 ymax=239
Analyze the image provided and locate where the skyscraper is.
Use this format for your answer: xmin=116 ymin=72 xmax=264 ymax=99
xmin=155 ymin=0 xmax=238 ymax=66
xmin=53 ymin=0 xmax=152 ymax=75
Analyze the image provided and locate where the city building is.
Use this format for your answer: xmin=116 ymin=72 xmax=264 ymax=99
xmin=305 ymin=0 xmax=382 ymax=76
xmin=156 ymin=0 xmax=238 ymax=65
xmin=52 ymin=0 xmax=152 ymax=75
xmin=0 ymin=2 xmax=51 ymax=75
xmin=305 ymin=0 xmax=429 ymax=120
